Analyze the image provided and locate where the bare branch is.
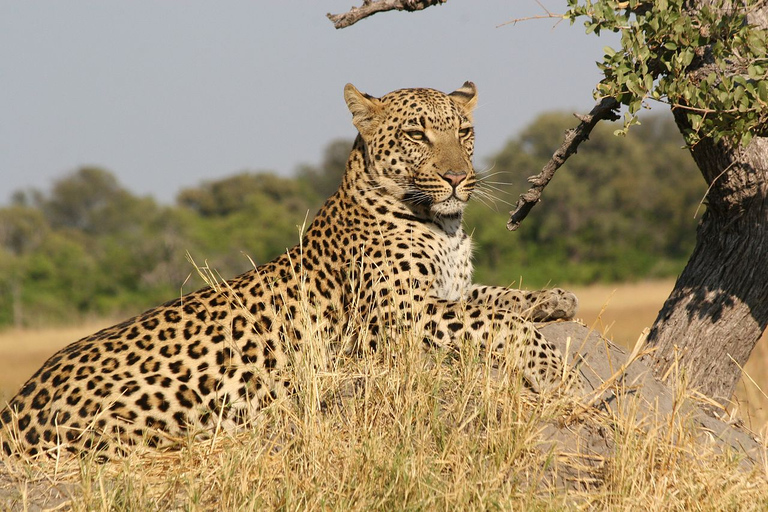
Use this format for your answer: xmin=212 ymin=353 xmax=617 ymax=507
xmin=506 ymin=97 xmax=621 ymax=231
xmin=496 ymin=13 xmax=564 ymax=28
xmin=327 ymin=0 xmax=447 ymax=29
xmin=497 ymin=0 xmax=565 ymax=28
xmin=497 ymin=0 xmax=564 ymax=28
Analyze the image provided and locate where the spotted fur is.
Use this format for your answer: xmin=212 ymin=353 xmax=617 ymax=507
xmin=0 ymin=83 xmax=578 ymax=457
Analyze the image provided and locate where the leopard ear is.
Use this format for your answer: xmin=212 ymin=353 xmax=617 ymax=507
xmin=449 ymin=81 xmax=478 ymax=114
xmin=344 ymin=84 xmax=383 ymax=139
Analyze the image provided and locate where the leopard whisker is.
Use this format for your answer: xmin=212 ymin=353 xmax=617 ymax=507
xmin=473 ymin=189 xmax=515 ymax=208
xmin=476 ymin=182 xmax=514 ymax=197
xmin=478 ymin=180 xmax=517 ymax=187
xmin=475 ymin=162 xmax=497 ymax=175
xmin=476 ymin=171 xmax=509 ymax=182
xmin=470 ymin=193 xmax=498 ymax=211
xmin=403 ymin=189 xmax=434 ymax=206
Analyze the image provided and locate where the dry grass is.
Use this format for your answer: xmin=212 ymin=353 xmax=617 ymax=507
xmin=1 ymin=281 xmax=767 ymax=510
xmin=736 ymin=339 xmax=768 ymax=432
xmin=2 ymin=325 xmax=767 ymax=510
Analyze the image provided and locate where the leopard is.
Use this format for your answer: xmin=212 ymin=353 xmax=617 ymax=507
xmin=0 ymin=82 xmax=579 ymax=458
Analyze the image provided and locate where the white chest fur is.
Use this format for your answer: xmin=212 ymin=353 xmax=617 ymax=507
xmin=430 ymin=228 xmax=473 ymax=302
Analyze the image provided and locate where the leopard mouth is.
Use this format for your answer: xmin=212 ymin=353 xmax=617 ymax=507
xmin=401 ymin=180 xmax=472 ymax=219
xmin=431 ymin=196 xmax=468 ymax=217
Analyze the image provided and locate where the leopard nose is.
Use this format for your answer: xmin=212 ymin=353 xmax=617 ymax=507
xmin=442 ymin=170 xmax=467 ymax=188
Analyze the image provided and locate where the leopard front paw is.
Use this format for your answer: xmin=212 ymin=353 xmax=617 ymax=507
xmin=531 ymin=288 xmax=578 ymax=322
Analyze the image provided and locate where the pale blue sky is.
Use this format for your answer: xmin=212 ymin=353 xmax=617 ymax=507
xmin=1 ymin=1 xmax=621 ymax=204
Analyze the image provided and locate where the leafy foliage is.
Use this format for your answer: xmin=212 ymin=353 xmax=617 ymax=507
xmin=566 ymin=0 xmax=768 ymax=145
xmin=0 ymin=114 xmax=703 ymax=327
xmin=468 ymin=112 xmax=705 ymax=286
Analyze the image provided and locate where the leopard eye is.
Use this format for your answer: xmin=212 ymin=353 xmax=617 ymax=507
xmin=404 ymin=129 xmax=427 ymax=141
xmin=459 ymin=127 xmax=473 ymax=138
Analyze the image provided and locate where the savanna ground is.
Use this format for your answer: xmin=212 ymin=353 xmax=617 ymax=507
xmin=0 ymin=280 xmax=767 ymax=510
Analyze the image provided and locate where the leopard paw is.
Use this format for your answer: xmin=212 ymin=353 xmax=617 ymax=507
xmin=531 ymin=288 xmax=578 ymax=322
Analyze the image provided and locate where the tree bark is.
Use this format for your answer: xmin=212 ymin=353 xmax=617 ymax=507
xmin=646 ymin=3 xmax=768 ymax=404
xmin=646 ymin=134 xmax=768 ymax=403
xmin=327 ymin=0 xmax=447 ymax=29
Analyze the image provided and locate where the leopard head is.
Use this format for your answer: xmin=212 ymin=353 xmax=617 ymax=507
xmin=344 ymin=82 xmax=478 ymax=219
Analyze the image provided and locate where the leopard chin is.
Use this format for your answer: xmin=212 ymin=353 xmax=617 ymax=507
xmin=431 ymin=197 xmax=468 ymax=218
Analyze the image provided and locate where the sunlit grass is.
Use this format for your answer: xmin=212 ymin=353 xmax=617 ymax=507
xmin=2 ymin=326 xmax=766 ymax=510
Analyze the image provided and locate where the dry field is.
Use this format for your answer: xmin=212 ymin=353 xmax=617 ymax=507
xmin=0 ymin=280 xmax=766 ymax=510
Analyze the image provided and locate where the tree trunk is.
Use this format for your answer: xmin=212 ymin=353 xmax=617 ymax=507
xmin=646 ymin=4 xmax=768 ymax=404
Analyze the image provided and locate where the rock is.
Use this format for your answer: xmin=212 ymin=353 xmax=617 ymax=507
xmin=534 ymin=321 xmax=763 ymax=489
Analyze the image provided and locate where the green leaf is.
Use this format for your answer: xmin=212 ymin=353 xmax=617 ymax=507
xmin=569 ymin=0 xmax=768 ymax=143
xmin=688 ymin=113 xmax=703 ymax=130
xmin=748 ymin=32 xmax=766 ymax=56
xmin=644 ymin=74 xmax=654 ymax=92
xmin=733 ymin=87 xmax=744 ymax=103
xmin=758 ymin=80 xmax=768 ymax=102
xmin=638 ymin=44 xmax=651 ymax=61
xmin=680 ymin=49 xmax=694 ymax=67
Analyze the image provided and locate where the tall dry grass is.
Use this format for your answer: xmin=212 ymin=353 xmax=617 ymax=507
xmin=1 ymin=281 xmax=767 ymax=510
xmin=2 ymin=315 xmax=767 ymax=510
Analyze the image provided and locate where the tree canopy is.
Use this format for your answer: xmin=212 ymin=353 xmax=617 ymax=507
xmin=566 ymin=0 xmax=768 ymax=145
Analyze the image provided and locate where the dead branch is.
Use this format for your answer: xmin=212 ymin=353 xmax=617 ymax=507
xmin=506 ymin=97 xmax=620 ymax=231
xmin=496 ymin=13 xmax=564 ymax=28
xmin=327 ymin=0 xmax=447 ymax=29
xmin=497 ymin=0 xmax=564 ymax=28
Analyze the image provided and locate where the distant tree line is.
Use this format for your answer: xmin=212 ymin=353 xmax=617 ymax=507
xmin=0 ymin=113 xmax=704 ymax=328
